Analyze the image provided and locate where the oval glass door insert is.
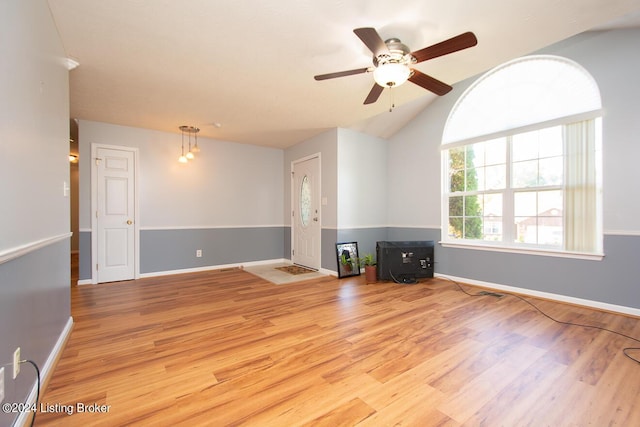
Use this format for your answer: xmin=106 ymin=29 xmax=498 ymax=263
xmin=300 ymin=175 xmax=311 ymax=227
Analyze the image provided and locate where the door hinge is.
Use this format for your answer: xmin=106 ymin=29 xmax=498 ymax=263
xmin=95 ymin=157 xmax=102 ymax=165
xmin=292 ymin=210 xmax=294 ymax=217
xmin=292 ymin=249 xmax=295 ymax=256
xmin=96 ymin=263 xmax=99 ymax=271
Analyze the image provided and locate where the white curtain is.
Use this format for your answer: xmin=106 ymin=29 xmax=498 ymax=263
xmin=563 ymin=120 xmax=598 ymax=252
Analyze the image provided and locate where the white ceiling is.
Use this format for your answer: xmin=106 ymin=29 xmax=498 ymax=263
xmin=47 ymin=0 xmax=640 ymax=149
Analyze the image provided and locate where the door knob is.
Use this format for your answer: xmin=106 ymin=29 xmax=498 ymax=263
xmin=313 ymin=217 xmax=318 ymax=222
xmin=126 ymin=220 xmax=133 ymax=225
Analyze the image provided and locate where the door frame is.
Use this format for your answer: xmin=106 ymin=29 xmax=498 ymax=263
xmin=291 ymin=153 xmax=322 ymax=269
xmin=90 ymin=143 xmax=140 ymax=284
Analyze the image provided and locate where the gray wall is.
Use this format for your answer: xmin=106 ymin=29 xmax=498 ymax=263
xmin=0 ymin=1 xmax=71 ymax=425
xmin=140 ymin=227 xmax=286 ymax=274
xmin=387 ymin=28 xmax=640 ymax=311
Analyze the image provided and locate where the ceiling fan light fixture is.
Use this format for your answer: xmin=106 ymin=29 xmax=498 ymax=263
xmin=373 ymin=62 xmax=411 ymax=88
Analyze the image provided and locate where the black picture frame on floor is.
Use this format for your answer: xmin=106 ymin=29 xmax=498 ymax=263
xmin=336 ymin=242 xmax=360 ymax=278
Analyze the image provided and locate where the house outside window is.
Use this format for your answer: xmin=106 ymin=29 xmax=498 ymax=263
xmin=441 ymin=55 xmax=603 ymax=258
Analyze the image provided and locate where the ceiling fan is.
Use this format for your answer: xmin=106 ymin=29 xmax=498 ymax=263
xmin=314 ymin=27 xmax=477 ymax=105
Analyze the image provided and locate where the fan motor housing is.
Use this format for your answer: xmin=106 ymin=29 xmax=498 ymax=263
xmin=373 ymin=38 xmax=415 ymax=67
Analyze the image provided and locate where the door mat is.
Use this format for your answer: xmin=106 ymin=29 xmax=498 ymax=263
xmin=275 ymin=265 xmax=317 ymax=275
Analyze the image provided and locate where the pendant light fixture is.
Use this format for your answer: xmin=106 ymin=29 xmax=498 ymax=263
xmin=191 ymin=131 xmax=200 ymax=154
xmin=178 ymin=125 xmax=200 ymax=163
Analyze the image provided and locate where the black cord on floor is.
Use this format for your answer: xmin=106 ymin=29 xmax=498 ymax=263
xmin=435 ymin=275 xmax=640 ymax=365
xmin=20 ymin=359 xmax=41 ymax=427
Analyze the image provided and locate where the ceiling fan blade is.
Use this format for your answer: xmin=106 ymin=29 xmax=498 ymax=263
xmin=408 ymin=69 xmax=452 ymax=96
xmin=314 ymin=67 xmax=369 ymax=81
xmin=354 ymin=27 xmax=389 ymax=57
xmin=364 ymin=84 xmax=384 ymax=104
xmin=411 ymin=32 xmax=478 ymax=64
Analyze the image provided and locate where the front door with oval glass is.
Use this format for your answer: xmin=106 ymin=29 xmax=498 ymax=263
xmin=292 ymin=156 xmax=321 ymax=270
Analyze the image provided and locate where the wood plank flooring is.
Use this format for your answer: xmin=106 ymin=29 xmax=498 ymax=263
xmin=36 ymin=268 xmax=640 ymax=426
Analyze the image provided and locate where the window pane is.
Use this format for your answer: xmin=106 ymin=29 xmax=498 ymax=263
xmin=449 ymin=147 xmax=465 ymax=170
xmin=483 ymin=217 xmax=502 ymax=241
xmin=484 ymin=138 xmax=506 ymax=165
xmin=514 ymin=190 xmax=563 ymax=246
xmin=512 ymin=131 xmax=539 ymax=162
xmin=466 ymin=168 xmax=480 ymax=191
xmin=473 ymin=167 xmax=485 ymax=191
xmin=538 ymin=157 xmax=563 ymax=185
xmin=514 ymin=191 xmax=536 ymax=216
xmin=485 ymin=164 xmax=505 ymax=189
xmin=467 ymin=143 xmax=485 ymax=167
xmin=464 ymin=217 xmax=482 ymax=239
xmin=464 ymin=195 xmax=481 ymax=216
xmin=538 ymin=214 xmax=563 ymax=246
xmin=538 ymin=126 xmax=563 ymax=157
xmin=448 ymin=218 xmax=463 ymax=239
xmin=512 ymin=160 xmax=538 ymax=188
xmin=449 ymin=196 xmax=463 ymax=216
xmin=450 ymin=169 xmax=464 ymax=192
xmin=515 ymin=217 xmax=537 ymax=243
xmin=482 ymin=194 xmax=502 ymax=241
xmin=537 ymin=190 xmax=562 ymax=215
xmin=484 ymin=193 xmax=502 ymax=216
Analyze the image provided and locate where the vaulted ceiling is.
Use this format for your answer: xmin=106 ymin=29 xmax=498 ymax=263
xmin=48 ymin=0 xmax=640 ymax=148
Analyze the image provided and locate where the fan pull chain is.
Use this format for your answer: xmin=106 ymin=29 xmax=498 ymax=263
xmin=389 ymin=87 xmax=396 ymax=112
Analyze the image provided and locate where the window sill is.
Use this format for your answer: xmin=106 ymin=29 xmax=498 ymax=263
xmin=439 ymin=241 xmax=604 ymax=261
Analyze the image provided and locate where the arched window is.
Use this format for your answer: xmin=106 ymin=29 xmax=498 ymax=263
xmin=441 ymin=55 xmax=603 ymax=258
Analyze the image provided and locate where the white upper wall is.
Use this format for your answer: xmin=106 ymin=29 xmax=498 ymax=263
xmin=284 ymin=129 xmax=338 ymax=228
xmin=337 ymin=128 xmax=388 ymax=228
xmin=386 ymin=95 xmax=451 ymax=229
xmin=541 ymin=28 xmax=640 ymax=234
xmin=0 ymin=0 xmax=70 ymax=252
xmin=78 ymin=120 xmax=284 ymax=229
xmin=388 ymin=28 xmax=640 ymax=235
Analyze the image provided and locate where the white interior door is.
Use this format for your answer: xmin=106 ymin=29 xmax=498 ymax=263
xmin=94 ymin=146 xmax=137 ymax=283
xmin=292 ymin=155 xmax=321 ymax=270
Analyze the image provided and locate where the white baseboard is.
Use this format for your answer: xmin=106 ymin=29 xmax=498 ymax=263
xmin=77 ymin=259 xmax=337 ymax=283
xmin=79 ymin=259 xmax=293 ymax=285
xmin=138 ymin=258 xmax=290 ymax=279
xmin=78 ymin=259 xmax=336 ymax=285
xmin=15 ymin=316 xmax=74 ymax=427
xmin=435 ymin=273 xmax=640 ymax=317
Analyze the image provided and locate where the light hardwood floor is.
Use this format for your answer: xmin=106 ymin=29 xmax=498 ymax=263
xmin=36 ymin=268 xmax=640 ymax=426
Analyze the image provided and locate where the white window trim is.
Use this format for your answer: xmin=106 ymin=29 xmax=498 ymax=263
xmin=439 ymin=240 xmax=604 ymax=261
xmin=441 ymin=120 xmax=602 ymax=258
xmin=441 ymin=109 xmax=603 ymax=151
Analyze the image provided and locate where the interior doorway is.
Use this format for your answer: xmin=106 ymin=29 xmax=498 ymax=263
xmin=70 ymin=119 xmax=79 ymax=286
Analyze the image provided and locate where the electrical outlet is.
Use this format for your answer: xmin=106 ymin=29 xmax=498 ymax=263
xmin=0 ymin=367 xmax=5 ymax=403
xmin=196 ymin=249 xmax=202 ymax=258
xmin=13 ymin=347 xmax=20 ymax=379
